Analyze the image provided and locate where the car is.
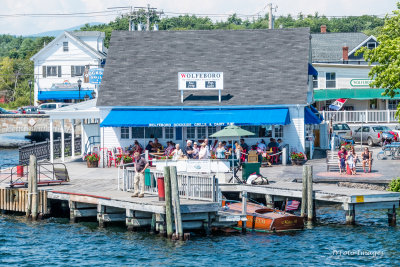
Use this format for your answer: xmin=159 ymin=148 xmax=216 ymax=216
xmin=332 ymin=123 xmax=352 ymax=140
xmin=353 ymin=125 xmax=395 ymax=146
xmin=393 ymin=125 xmax=400 ymax=136
xmin=38 ymin=103 xmax=71 ymax=113
xmin=0 ymin=107 xmax=14 ymax=114
xmin=17 ymin=106 xmax=44 ymax=114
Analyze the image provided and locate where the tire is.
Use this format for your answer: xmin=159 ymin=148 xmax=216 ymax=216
xmin=367 ymin=137 xmax=374 ymax=147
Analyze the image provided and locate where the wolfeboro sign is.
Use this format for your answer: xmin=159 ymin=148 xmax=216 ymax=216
xmin=178 ymin=72 xmax=223 ymax=90
xmin=350 ymin=79 xmax=373 ymax=88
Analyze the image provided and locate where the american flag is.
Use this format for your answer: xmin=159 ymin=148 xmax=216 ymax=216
xmin=285 ymin=200 xmax=300 ymax=211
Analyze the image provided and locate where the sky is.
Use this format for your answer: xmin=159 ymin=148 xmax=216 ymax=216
xmin=0 ymin=0 xmax=397 ymax=35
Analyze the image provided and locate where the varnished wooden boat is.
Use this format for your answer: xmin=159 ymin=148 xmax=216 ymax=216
xmin=223 ymin=201 xmax=304 ymax=232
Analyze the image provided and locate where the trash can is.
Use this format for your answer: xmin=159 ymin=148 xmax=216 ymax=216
xmin=157 ymin=177 xmax=165 ymax=201
xmin=144 ymin=168 xmax=153 ymax=186
xmin=17 ymin=165 xmax=24 ymax=177
xmin=242 ymin=162 xmax=261 ymax=181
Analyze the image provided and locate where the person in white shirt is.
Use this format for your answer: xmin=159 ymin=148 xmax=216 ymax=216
xmin=171 ymin=144 xmax=183 ymax=160
xmin=257 ymin=139 xmax=267 ymax=151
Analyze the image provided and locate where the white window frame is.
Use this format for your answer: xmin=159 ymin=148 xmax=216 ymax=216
xmin=164 ymin=127 xmax=174 ymax=139
xmin=71 ymin=65 xmax=85 ymax=77
xmin=326 ymin=72 xmax=336 ymax=88
xmin=312 ymin=75 xmax=318 ymax=89
xmin=197 ymin=127 xmax=207 ymax=139
xmin=63 ymin=42 xmax=69 ymax=52
xmin=186 ymin=127 xmax=196 ymax=140
xmin=367 ymin=42 xmax=376 ymax=50
xmin=46 ymin=66 xmax=59 ymax=77
xmin=131 ymin=127 xmax=144 ymax=139
xmin=121 ymin=127 xmax=130 ymax=139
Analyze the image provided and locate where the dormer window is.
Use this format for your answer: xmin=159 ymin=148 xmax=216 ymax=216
xmin=63 ymin=42 xmax=69 ymax=52
xmin=367 ymin=42 xmax=376 ymax=50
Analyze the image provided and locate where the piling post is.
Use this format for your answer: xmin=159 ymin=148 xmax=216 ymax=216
xmin=241 ymin=191 xmax=247 ymax=233
xmin=163 ymin=166 xmax=173 ymax=238
xmin=301 ymin=165 xmax=308 ymax=218
xmin=170 ymin=166 xmax=183 ymax=240
xmin=265 ymin=195 xmax=274 ymax=208
xmin=388 ymin=204 xmax=396 ymax=226
xmin=346 ymin=204 xmax=355 ymax=225
xmin=150 ymin=213 xmax=156 ymax=234
xmin=27 ymin=155 xmax=38 ymax=220
xmin=307 ymin=165 xmax=314 ymax=222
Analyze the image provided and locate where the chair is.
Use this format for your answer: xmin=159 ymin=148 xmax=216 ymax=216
xmin=107 ymin=150 xmax=117 ymax=167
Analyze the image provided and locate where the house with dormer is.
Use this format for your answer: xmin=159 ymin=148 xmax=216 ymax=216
xmin=30 ymin=31 xmax=107 ymax=105
xmin=311 ymin=25 xmax=400 ymax=124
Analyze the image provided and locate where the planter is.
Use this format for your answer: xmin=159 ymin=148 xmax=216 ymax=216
xmin=291 ymin=159 xmax=306 ymax=166
xmin=87 ymin=160 xmax=99 ymax=168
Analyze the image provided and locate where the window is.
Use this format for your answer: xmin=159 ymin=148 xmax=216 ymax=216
xmin=63 ymin=42 xmax=68 ymax=52
xmin=367 ymin=42 xmax=376 ymax=50
xmin=388 ymin=100 xmax=400 ymax=110
xmin=144 ymin=127 xmax=162 ymax=139
xmin=121 ymin=127 xmax=130 ymax=139
xmin=44 ymin=66 xmax=62 ymax=77
xmin=71 ymin=66 xmax=85 ymax=77
xmin=208 ymin=126 xmax=217 ymax=136
xmin=312 ymin=75 xmax=318 ymax=88
xmin=326 ymin=72 xmax=336 ymax=88
xmin=165 ymin=127 xmax=174 ymax=139
xmin=260 ymin=125 xmax=273 ymax=137
xmin=131 ymin=127 xmax=144 ymax=138
xmin=274 ymin=125 xmax=284 ymax=138
xmin=186 ymin=127 xmax=196 ymax=139
xmin=369 ymin=99 xmax=377 ymax=110
xmin=362 ymin=126 xmax=370 ymax=132
xmin=197 ymin=127 xmax=207 ymax=139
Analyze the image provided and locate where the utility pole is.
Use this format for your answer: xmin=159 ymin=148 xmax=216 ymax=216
xmin=268 ymin=3 xmax=277 ymax=29
xmin=130 ymin=4 xmax=163 ymax=31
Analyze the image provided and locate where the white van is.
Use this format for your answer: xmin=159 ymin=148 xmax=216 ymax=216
xmin=38 ymin=103 xmax=71 ymax=113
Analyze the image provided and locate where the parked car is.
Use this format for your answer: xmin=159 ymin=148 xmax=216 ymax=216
xmin=38 ymin=103 xmax=71 ymax=113
xmin=17 ymin=106 xmax=44 ymax=114
xmin=332 ymin=123 xmax=352 ymax=140
xmin=0 ymin=107 xmax=14 ymax=114
xmin=353 ymin=125 xmax=395 ymax=146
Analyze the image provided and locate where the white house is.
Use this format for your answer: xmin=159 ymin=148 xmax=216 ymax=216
xmin=311 ymin=27 xmax=400 ymax=124
xmin=30 ymin=31 xmax=107 ymax=105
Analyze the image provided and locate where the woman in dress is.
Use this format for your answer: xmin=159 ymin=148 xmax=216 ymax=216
xmin=215 ymin=142 xmax=226 ymax=159
xmin=199 ymin=143 xmax=208 ymax=159
xmin=171 ymin=144 xmax=183 ymax=160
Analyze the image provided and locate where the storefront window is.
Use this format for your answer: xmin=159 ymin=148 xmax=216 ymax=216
xmin=145 ymin=127 xmax=162 ymax=139
xmin=260 ymin=125 xmax=273 ymax=137
xmin=165 ymin=127 xmax=174 ymax=139
xmin=313 ymin=75 xmax=318 ymax=88
xmin=197 ymin=127 xmax=207 ymax=139
xmin=241 ymin=126 xmax=259 ymax=137
xmin=131 ymin=127 xmax=144 ymax=138
xmin=208 ymin=126 xmax=217 ymax=136
xmin=121 ymin=127 xmax=130 ymax=139
xmin=274 ymin=125 xmax=284 ymax=138
xmin=187 ymin=127 xmax=196 ymax=139
xmin=369 ymin=99 xmax=377 ymax=110
xmin=326 ymin=72 xmax=336 ymax=88
xmin=388 ymin=100 xmax=400 ymax=110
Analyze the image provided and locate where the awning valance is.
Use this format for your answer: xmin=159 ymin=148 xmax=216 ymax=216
xmin=305 ymin=106 xmax=323 ymax=124
xmin=38 ymin=90 xmax=94 ymax=101
xmin=100 ymin=108 xmax=291 ymax=127
xmin=314 ymin=89 xmax=400 ymax=101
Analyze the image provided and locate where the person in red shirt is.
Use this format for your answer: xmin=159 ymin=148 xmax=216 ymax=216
xmin=337 ymin=146 xmax=348 ymax=173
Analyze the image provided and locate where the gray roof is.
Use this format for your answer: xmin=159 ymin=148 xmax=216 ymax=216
xmin=98 ymin=28 xmax=311 ymax=107
xmin=71 ymin=31 xmax=105 ymax=38
xmin=311 ymin=32 xmax=368 ymax=62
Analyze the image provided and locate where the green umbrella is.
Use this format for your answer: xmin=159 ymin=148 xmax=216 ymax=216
xmin=210 ymin=125 xmax=255 ymax=138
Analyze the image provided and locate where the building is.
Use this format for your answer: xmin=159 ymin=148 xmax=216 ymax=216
xmin=311 ymin=26 xmax=400 ymax=124
xmin=96 ymin=28 xmax=324 ymax=153
xmin=30 ymin=31 xmax=107 ymax=105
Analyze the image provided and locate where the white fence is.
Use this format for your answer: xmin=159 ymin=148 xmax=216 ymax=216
xmin=118 ymin=165 xmax=218 ymax=202
xmin=322 ymin=110 xmax=398 ymax=124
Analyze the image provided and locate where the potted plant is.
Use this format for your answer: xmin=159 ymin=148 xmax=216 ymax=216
xmin=116 ymin=155 xmax=133 ymax=165
xmin=85 ymin=153 xmax=99 ymax=168
xmin=290 ymin=152 xmax=307 ymax=165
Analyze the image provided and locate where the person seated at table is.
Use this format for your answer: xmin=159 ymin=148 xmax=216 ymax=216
xmin=215 ymin=142 xmax=227 ymax=159
xmin=267 ymin=138 xmax=279 ymax=150
xmin=361 ymin=147 xmax=373 ymax=173
xmin=171 ymin=144 xmax=183 ymax=160
xmin=199 ymin=143 xmax=209 ymax=159
xmin=234 ymin=141 xmax=243 ymax=164
xmin=164 ymin=141 xmax=174 ymax=156
xmin=152 ymin=138 xmax=163 ymax=151
xmin=277 ymin=138 xmax=285 ymax=151
xmin=257 ymin=139 xmax=267 ymax=151
xmin=240 ymin=139 xmax=249 ymax=152
xmin=192 ymin=142 xmax=199 ymax=159
xmin=185 ymin=140 xmax=194 ymax=159
xmin=132 ymin=140 xmax=143 ymax=155
xmin=146 ymin=141 xmax=155 ymax=152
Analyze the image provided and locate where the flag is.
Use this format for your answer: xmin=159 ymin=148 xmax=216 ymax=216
xmin=329 ymin=98 xmax=347 ymax=111
xmin=285 ymin=200 xmax=300 ymax=211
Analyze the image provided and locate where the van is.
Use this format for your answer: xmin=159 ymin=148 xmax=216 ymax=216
xmin=38 ymin=103 xmax=71 ymax=113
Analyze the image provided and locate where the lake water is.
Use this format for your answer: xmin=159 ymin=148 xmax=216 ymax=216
xmin=0 ymin=132 xmax=30 ymax=168
xmin=0 ymin=207 xmax=399 ymax=265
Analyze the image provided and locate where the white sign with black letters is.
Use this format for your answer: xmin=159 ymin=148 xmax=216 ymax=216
xmin=178 ymin=72 xmax=223 ymax=90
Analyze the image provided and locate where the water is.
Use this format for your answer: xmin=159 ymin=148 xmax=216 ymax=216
xmin=0 ymin=132 xmax=30 ymax=168
xmin=1 ymin=207 xmax=399 ymax=266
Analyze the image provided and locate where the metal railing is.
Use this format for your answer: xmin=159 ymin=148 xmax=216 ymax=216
xmin=118 ymin=165 xmax=218 ymax=202
xmin=322 ymin=109 xmax=398 ymax=124
xmin=19 ymin=137 xmax=81 ymax=165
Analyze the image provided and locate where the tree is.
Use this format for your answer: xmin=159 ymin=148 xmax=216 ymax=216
xmin=360 ymin=3 xmax=400 ymax=100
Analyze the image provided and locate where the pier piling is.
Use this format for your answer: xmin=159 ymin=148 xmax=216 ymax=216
xmin=241 ymin=191 xmax=247 ymax=233
xmin=388 ymin=204 xmax=396 ymax=226
xmin=301 ymin=166 xmax=308 ymax=218
xmin=163 ymin=166 xmax=173 ymax=238
xmin=170 ymin=166 xmax=183 ymax=240
xmin=306 ymin=165 xmax=314 ymax=222
xmin=27 ymin=155 xmax=39 ymax=220
xmin=346 ymin=204 xmax=355 ymax=225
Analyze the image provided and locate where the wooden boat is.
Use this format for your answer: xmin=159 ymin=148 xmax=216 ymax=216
xmin=222 ymin=201 xmax=304 ymax=232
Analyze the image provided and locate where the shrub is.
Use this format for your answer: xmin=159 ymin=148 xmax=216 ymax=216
xmin=85 ymin=153 xmax=99 ymax=162
xmin=388 ymin=178 xmax=400 ymax=192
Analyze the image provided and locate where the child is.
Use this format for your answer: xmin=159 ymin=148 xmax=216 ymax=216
xmin=339 ymin=153 xmax=346 ymax=174
xmin=347 ymin=153 xmax=355 ymax=175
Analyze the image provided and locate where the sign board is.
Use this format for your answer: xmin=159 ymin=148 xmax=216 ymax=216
xmin=28 ymin=118 xmax=36 ymax=127
xmin=350 ymin=79 xmax=373 ymax=88
xmin=89 ymin=68 xmax=104 ymax=84
xmin=178 ymin=72 xmax=223 ymax=90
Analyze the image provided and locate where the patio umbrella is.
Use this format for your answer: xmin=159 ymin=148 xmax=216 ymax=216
xmin=210 ymin=125 xmax=255 ymax=169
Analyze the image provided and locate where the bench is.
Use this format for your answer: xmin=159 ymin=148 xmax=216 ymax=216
xmin=326 ymin=151 xmax=367 ymax=172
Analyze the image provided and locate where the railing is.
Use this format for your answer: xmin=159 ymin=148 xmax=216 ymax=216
xmin=322 ymin=110 xmax=398 ymax=124
xmin=84 ymin=136 xmax=100 ymax=155
xmin=118 ymin=165 xmax=218 ymax=202
xmin=19 ymin=137 xmax=81 ymax=165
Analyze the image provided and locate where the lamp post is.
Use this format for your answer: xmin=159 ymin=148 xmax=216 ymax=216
xmin=28 ymin=80 xmax=33 ymax=106
xmin=77 ymin=79 xmax=82 ymax=102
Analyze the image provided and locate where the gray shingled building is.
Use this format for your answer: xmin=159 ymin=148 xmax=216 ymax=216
xmin=98 ymin=28 xmax=324 ymax=155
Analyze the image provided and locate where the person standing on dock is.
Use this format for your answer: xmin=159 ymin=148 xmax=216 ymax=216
xmin=132 ymin=152 xmax=149 ymax=198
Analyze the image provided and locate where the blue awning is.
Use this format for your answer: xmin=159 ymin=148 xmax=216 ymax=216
xmin=38 ymin=90 xmax=94 ymax=101
xmin=308 ymin=63 xmax=318 ymax=76
xmin=305 ymin=106 xmax=323 ymax=124
xmin=100 ymin=108 xmax=291 ymax=127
